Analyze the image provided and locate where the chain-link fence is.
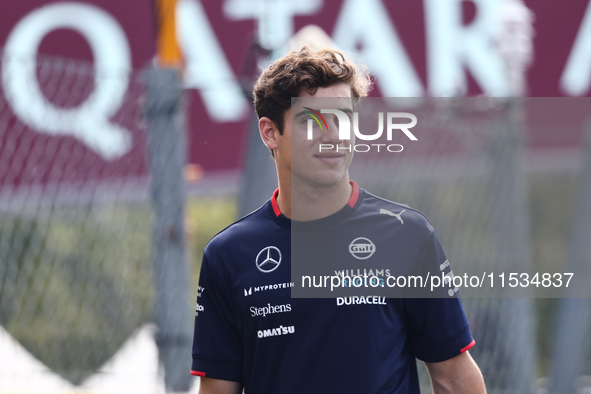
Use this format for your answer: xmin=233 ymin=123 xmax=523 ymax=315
xmin=0 ymin=52 xmax=153 ymax=385
xmin=345 ymin=98 xmax=591 ymax=393
xmin=0 ymin=51 xmax=197 ymax=392
xmin=1 ymin=51 xmax=591 ymax=394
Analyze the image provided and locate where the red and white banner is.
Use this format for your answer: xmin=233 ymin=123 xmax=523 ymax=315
xmin=1 ymin=0 xmax=590 ymax=178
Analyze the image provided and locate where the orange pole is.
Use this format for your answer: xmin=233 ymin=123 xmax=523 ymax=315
xmin=156 ymin=0 xmax=183 ymax=67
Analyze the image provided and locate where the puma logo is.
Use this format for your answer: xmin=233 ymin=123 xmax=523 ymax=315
xmin=379 ymin=208 xmax=405 ymax=224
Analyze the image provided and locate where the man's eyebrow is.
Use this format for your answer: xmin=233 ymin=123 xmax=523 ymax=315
xmin=294 ymin=109 xmax=313 ymax=118
xmin=294 ymin=107 xmax=353 ymax=117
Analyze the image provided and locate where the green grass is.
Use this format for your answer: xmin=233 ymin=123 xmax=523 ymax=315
xmin=0 ymin=196 xmax=237 ymax=384
xmin=185 ymin=195 xmax=237 ymax=293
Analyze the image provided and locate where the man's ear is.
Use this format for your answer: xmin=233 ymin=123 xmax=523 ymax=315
xmin=259 ymin=117 xmax=279 ymax=151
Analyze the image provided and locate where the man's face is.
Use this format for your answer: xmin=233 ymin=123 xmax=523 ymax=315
xmin=276 ymin=83 xmax=354 ymax=188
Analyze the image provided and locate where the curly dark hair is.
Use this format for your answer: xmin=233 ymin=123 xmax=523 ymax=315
xmin=253 ymin=46 xmax=373 ymax=135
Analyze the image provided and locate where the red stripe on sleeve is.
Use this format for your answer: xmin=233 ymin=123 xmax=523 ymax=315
xmin=461 ymin=339 xmax=476 ymax=353
xmin=190 ymin=370 xmax=206 ymax=377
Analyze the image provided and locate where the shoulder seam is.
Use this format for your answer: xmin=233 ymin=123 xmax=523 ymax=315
xmin=204 ymin=201 xmax=270 ymax=253
xmin=363 ymin=190 xmax=435 ymax=251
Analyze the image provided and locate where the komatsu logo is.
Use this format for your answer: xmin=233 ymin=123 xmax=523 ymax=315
xmin=348 ymin=237 xmax=376 ymax=260
xmin=257 ymin=325 xmax=296 ymax=338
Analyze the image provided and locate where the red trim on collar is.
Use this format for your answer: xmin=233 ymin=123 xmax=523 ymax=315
xmin=271 ymin=188 xmax=281 ymax=217
xmin=347 ymin=181 xmax=360 ymax=208
xmin=271 ymin=181 xmax=359 ymax=217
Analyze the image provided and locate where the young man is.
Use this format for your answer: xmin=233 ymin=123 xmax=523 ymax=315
xmin=191 ymin=46 xmax=486 ymax=393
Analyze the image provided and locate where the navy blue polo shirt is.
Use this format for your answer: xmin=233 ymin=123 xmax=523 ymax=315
xmin=191 ymin=181 xmax=474 ymax=393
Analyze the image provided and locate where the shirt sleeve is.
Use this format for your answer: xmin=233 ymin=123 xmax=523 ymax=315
xmin=191 ymin=253 xmax=243 ymax=382
xmin=403 ymin=230 xmax=475 ymax=363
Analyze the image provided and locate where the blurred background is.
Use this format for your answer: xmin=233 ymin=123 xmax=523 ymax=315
xmin=0 ymin=0 xmax=590 ymax=393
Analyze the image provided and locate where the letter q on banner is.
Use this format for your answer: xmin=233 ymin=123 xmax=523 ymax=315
xmin=2 ymin=2 xmax=132 ymax=160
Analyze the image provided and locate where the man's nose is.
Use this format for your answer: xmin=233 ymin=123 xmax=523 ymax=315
xmin=319 ymin=120 xmax=342 ymax=145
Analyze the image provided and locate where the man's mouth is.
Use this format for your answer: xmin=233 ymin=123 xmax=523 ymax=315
xmin=314 ymin=152 xmax=345 ymax=164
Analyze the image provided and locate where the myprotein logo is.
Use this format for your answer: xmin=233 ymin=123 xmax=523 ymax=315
xmin=244 ymin=282 xmax=294 ymax=297
xmin=304 ymin=108 xmax=417 ymax=153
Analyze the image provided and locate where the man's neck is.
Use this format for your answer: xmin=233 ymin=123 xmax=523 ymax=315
xmin=275 ymin=176 xmax=353 ymax=221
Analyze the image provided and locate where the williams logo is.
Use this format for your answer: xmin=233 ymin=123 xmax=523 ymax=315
xmin=348 ymin=237 xmax=376 ymax=260
xmin=255 ymin=246 xmax=282 ymax=273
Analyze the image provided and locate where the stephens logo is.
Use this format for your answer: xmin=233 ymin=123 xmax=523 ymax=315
xmin=250 ymin=303 xmax=292 ymax=318
xmin=304 ymin=108 xmax=417 ymax=153
xmin=348 ymin=237 xmax=376 ymax=260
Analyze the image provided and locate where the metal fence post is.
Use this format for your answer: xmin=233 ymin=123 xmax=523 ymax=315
xmin=550 ymin=122 xmax=591 ymax=393
xmin=238 ymin=113 xmax=277 ymax=218
xmin=485 ymin=99 xmax=536 ymax=393
xmin=145 ymin=67 xmax=193 ymax=392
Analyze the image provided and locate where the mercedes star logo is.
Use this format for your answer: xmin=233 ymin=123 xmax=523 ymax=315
xmin=256 ymin=246 xmax=282 ymax=273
